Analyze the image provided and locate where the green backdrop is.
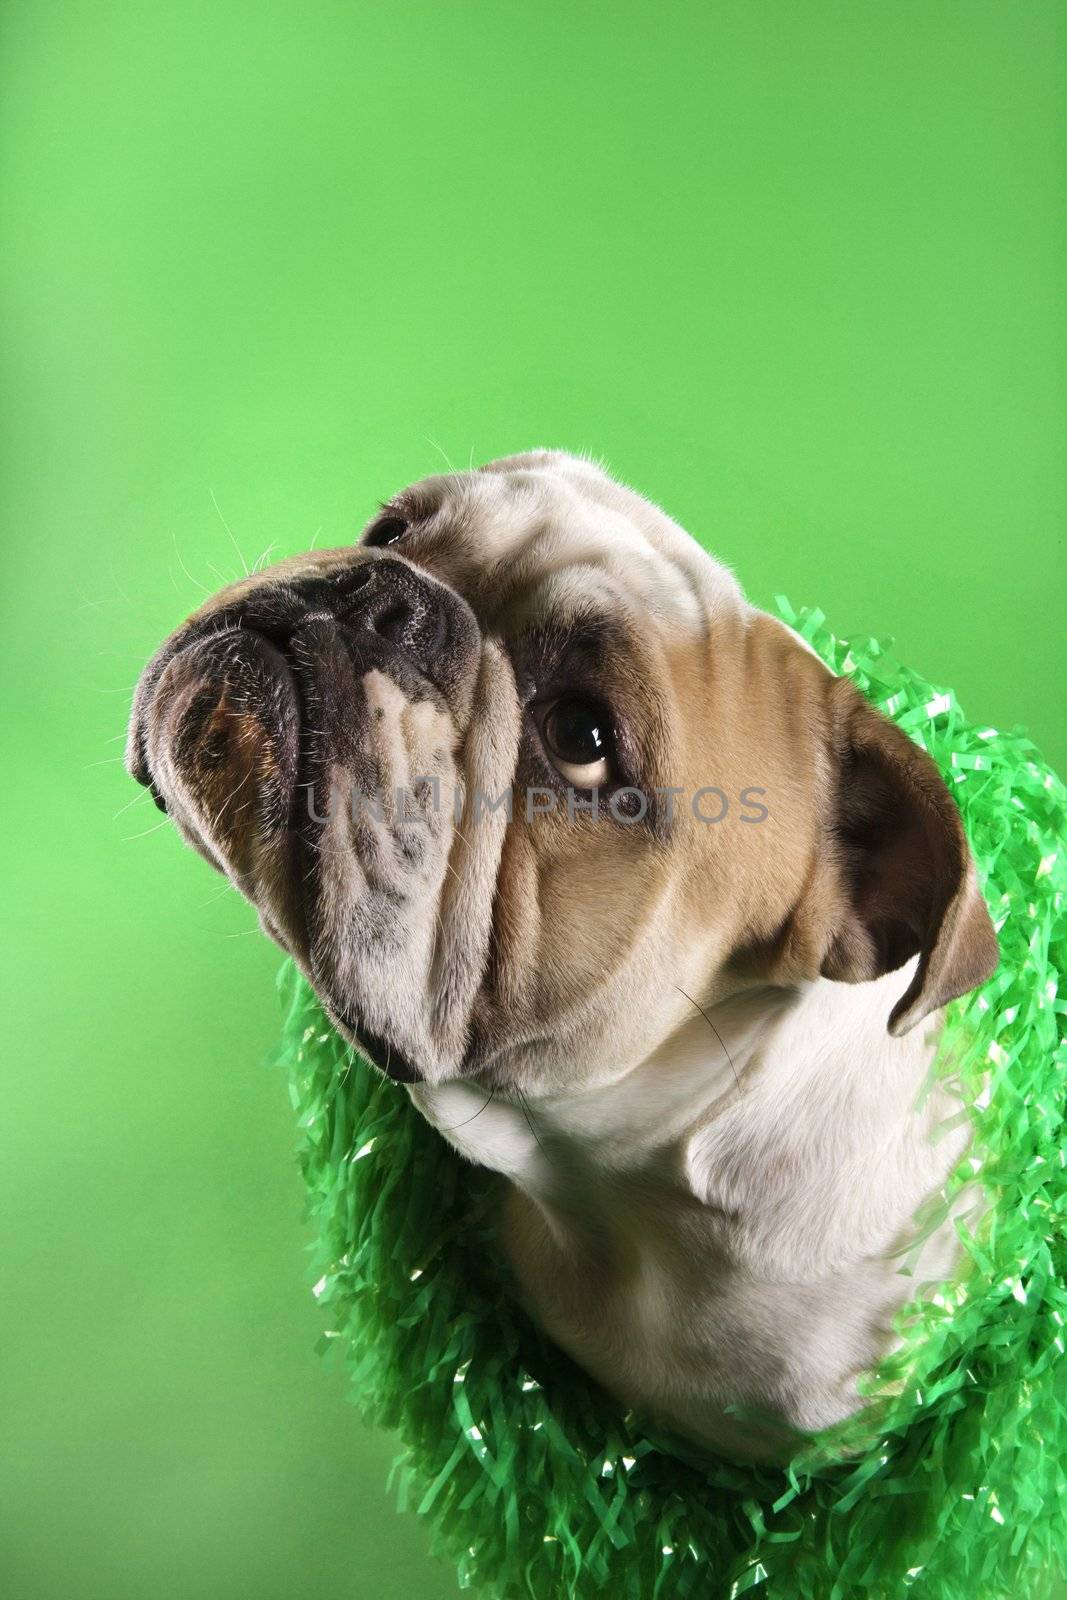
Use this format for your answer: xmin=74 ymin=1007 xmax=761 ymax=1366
xmin=1 ymin=4 xmax=1063 ymax=1599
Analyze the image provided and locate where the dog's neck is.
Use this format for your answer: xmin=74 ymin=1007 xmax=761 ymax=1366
xmin=412 ymin=959 xmax=959 ymax=1282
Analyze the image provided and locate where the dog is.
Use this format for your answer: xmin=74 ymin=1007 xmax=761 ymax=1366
xmin=127 ymin=450 xmax=998 ymax=1461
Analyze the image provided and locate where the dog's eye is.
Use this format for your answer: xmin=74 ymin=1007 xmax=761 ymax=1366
xmin=364 ymin=514 xmax=409 ymax=548
xmin=540 ymin=694 xmax=613 ymax=787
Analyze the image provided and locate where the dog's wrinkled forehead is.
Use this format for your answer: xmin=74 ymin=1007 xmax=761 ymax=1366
xmin=387 ymin=451 xmax=741 ymax=637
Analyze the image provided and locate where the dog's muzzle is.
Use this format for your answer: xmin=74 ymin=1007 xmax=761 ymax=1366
xmin=127 ymin=555 xmax=478 ymax=813
xmin=126 ymin=554 xmax=484 ymax=1085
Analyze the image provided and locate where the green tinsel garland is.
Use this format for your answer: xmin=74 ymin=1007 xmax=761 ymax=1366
xmin=276 ymin=601 xmax=1067 ymax=1600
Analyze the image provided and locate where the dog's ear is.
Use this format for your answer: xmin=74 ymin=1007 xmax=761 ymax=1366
xmin=818 ymin=676 xmax=998 ymax=1035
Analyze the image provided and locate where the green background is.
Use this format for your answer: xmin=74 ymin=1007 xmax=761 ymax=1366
xmin=1 ymin=4 xmax=1063 ymax=1598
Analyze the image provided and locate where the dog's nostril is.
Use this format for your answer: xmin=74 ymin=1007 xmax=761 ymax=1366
xmin=372 ymin=600 xmax=416 ymax=643
xmin=331 ymin=565 xmax=375 ymax=597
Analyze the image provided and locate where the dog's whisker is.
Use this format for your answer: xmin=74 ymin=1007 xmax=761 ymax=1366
xmin=451 ymin=820 xmax=474 ymax=852
xmin=438 ymin=1087 xmax=496 ymax=1133
xmin=105 ymin=560 xmax=134 ymax=608
xmin=207 ymin=766 xmax=254 ymax=834
xmin=514 ymin=1087 xmax=547 ymax=1156
xmin=171 ymin=533 xmax=212 ymax=597
xmin=441 ymin=854 xmax=464 ymax=886
xmin=250 ymin=541 xmax=279 ymax=575
xmin=426 ymin=435 xmax=457 ymax=474
xmin=122 ymin=817 xmax=171 ymax=842
xmin=209 ymin=487 xmax=250 ymax=577
xmin=199 ymin=877 xmax=240 ymax=909
xmin=672 ymin=983 xmax=744 ymax=1098
xmin=114 ymin=789 xmax=153 ymax=819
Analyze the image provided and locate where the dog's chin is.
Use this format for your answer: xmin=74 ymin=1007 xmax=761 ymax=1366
xmin=330 ymin=1008 xmax=425 ymax=1084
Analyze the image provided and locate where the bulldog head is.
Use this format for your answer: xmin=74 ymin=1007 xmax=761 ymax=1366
xmin=127 ymin=451 xmax=997 ymax=1091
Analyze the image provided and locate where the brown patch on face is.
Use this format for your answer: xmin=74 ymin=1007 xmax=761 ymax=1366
xmin=143 ymin=627 xmax=307 ymax=944
xmin=665 ymin=610 xmax=997 ymax=1031
xmin=644 ymin=611 xmax=835 ymax=988
xmin=481 ymin=823 xmax=540 ymax=1023
xmin=475 ymin=593 xmax=996 ymax=1078
xmin=479 ymin=808 xmax=666 ymax=1048
xmin=185 ymin=695 xmax=282 ymax=867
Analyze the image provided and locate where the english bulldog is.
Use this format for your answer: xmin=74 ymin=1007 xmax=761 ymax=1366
xmin=127 ymin=450 xmax=998 ymax=1461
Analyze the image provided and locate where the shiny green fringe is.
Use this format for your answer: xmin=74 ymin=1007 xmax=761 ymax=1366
xmin=276 ymin=601 xmax=1066 ymax=1599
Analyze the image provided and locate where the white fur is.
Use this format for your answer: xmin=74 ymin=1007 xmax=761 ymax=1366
xmin=414 ymin=961 xmax=972 ymax=1462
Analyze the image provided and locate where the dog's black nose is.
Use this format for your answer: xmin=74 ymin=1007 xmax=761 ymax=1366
xmin=259 ymin=559 xmax=451 ymax=680
xmin=350 ymin=561 xmax=451 ymax=670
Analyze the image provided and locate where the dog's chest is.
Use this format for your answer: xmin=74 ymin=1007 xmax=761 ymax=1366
xmin=411 ymin=975 xmax=967 ymax=1460
xmin=498 ymin=1147 xmax=905 ymax=1452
